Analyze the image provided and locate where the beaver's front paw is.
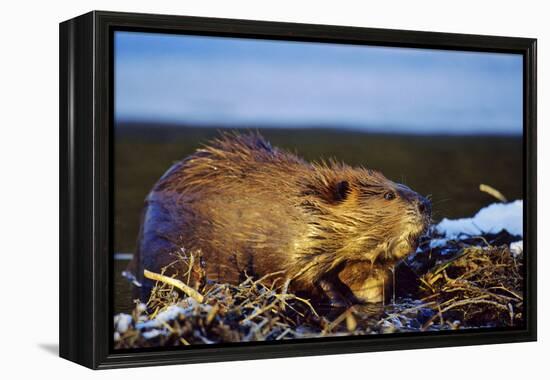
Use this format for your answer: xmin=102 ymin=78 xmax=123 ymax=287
xmin=317 ymin=278 xmax=358 ymax=307
xmin=338 ymin=264 xmax=390 ymax=304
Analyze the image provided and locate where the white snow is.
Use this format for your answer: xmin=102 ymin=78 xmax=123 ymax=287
xmin=156 ymin=305 xmax=187 ymax=322
xmin=436 ymin=200 xmax=523 ymax=238
xmin=114 ymin=313 xmax=133 ymax=333
xmin=136 ymin=303 xmax=147 ymax=313
xmin=142 ymin=329 xmax=163 ymax=339
xmin=429 ymin=238 xmax=448 ymax=248
xmin=136 ymin=305 xmax=188 ymax=329
xmin=121 ymin=270 xmax=142 ymax=287
xmin=510 ymin=241 xmax=523 ymax=257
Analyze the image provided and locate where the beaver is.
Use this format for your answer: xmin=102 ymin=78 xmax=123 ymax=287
xmin=128 ymin=132 xmax=431 ymax=305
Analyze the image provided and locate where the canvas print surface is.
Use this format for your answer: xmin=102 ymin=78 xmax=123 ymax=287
xmin=112 ymin=31 xmax=524 ymax=349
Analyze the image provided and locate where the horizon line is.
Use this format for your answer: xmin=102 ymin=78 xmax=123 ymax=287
xmin=115 ymin=119 xmax=523 ymax=137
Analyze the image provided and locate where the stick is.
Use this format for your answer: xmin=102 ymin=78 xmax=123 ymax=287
xmin=479 ymin=184 xmax=507 ymax=202
xmin=143 ymin=269 xmax=205 ymax=303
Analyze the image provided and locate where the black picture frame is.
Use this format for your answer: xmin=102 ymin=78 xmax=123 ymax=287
xmin=59 ymin=10 xmax=537 ymax=369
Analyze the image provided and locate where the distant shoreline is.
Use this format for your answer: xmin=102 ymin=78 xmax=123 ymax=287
xmin=115 ymin=121 xmax=523 ymax=140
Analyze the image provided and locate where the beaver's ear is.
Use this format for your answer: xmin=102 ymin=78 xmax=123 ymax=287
xmin=334 ymin=180 xmax=351 ymax=202
xmin=302 ymin=178 xmax=351 ymax=203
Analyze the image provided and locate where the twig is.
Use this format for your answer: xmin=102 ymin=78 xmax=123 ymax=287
xmin=422 ymin=298 xmax=509 ymax=330
xmin=479 ymin=184 xmax=507 ymax=202
xmin=144 ymin=269 xmax=205 ymax=303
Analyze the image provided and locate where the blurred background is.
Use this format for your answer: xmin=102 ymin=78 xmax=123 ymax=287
xmin=114 ymin=31 xmax=523 ymax=312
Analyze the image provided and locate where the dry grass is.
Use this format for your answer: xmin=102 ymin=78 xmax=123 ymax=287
xmin=115 ymin=266 xmax=325 ymax=348
xmin=419 ymin=244 xmax=523 ymax=329
xmin=114 ymin=236 xmax=523 ymax=349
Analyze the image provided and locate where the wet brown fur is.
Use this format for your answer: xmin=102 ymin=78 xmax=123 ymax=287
xmin=130 ymin=132 xmax=431 ymax=304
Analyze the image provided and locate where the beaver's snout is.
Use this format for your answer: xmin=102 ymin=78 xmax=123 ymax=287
xmin=418 ymin=197 xmax=432 ymax=240
xmin=415 ymin=196 xmax=432 ymax=217
xmin=396 ymin=185 xmax=431 ymax=218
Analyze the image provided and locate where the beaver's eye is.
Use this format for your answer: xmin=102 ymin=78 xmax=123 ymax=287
xmin=384 ymin=191 xmax=396 ymax=201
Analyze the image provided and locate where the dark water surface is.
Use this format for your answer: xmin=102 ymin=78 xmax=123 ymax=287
xmin=113 ymin=124 xmax=523 ymax=313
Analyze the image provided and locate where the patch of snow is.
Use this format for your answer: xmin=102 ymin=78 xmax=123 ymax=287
xmin=510 ymin=241 xmax=523 ymax=257
xmin=142 ymin=329 xmax=163 ymax=339
xmin=136 ymin=305 xmax=187 ymax=329
xmin=156 ymin=305 xmax=187 ymax=322
xmin=436 ymin=200 xmax=523 ymax=238
xmin=135 ymin=320 xmax=156 ymax=330
xmin=136 ymin=303 xmax=147 ymax=313
xmin=122 ymin=270 xmax=142 ymax=287
xmin=429 ymin=238 xmax=448 ymax=248
xmin=114 ymin=313 xmax=133 ymax=333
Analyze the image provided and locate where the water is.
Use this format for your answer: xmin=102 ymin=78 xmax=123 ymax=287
xmin=115 ymin=259 xmax=134 ymax=313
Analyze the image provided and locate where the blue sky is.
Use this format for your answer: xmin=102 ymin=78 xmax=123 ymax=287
xmin=114 ymin=31 xmax=523 ymax=135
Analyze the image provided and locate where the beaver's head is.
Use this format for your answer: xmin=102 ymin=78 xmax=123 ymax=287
xmin=302 ymin=163 xmax=431 ymax=266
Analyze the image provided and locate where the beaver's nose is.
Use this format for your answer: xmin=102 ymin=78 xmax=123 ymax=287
xmin=417 ymin=196 xmax=431 ymax=215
